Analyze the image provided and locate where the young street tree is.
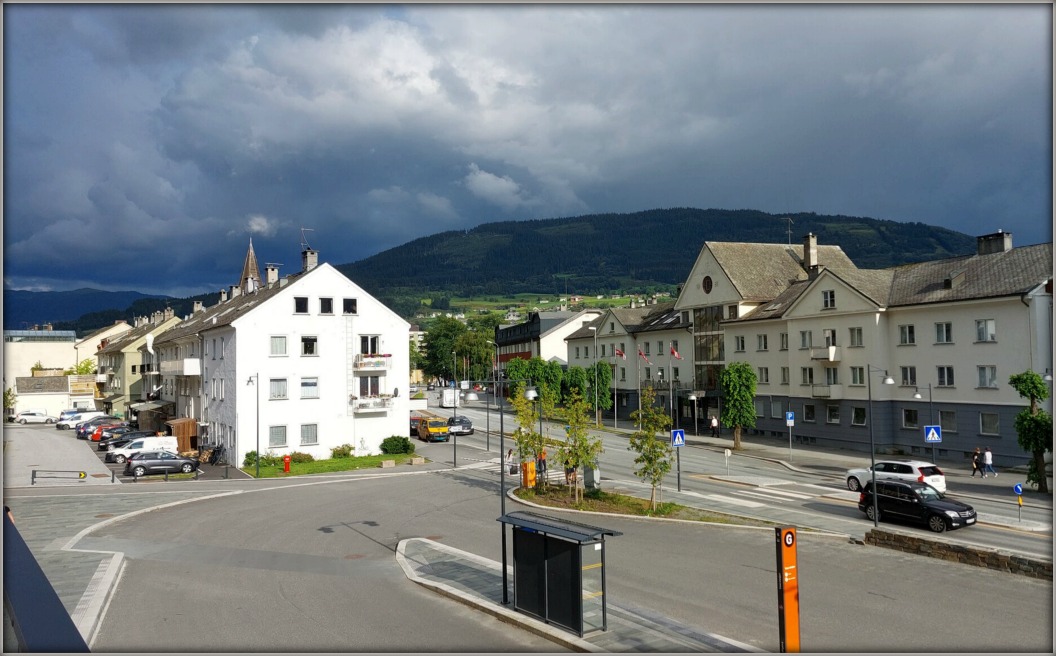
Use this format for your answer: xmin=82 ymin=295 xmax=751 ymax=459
xmin=720 ymin=361 xmax=757 ymax=450
xmin=1009 ymin=371 xmax=1052 ymax=493
xmin=508 ymin=381 xmax=546 ymax=489
xmin=559 ymin=390 xmax=604 ymax=503
xmin=628 ymin=385 xmax=673 ymax=510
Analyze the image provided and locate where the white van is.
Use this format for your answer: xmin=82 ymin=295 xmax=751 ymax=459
xmin=57 ymin=410 xmax=104 ymax=430
xmin=108 ymin=435 xmax=178 ymax=464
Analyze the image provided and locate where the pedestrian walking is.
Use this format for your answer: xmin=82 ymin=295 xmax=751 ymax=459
xmin=537 ymin=448 xmax=548 ymax=482
xmin=710 ymin=415 xmax=719 ymax=437
xmin=505 ymin=448 xmax=517 ymax=476
xmin=565 ymin=458 xmax=577 ymax=486
xmin=971 ymin=447 xmax=981 ymax=477
xmin=983 ymin=446 xmax=997 ymax=477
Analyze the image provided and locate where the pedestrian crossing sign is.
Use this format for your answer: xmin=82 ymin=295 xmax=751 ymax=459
xmin=671 ymin=429 xmax=685 ymax=447
xmin=924 ymin=425 xmax=941 ymax=443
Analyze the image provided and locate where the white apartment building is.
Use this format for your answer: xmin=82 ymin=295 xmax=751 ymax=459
xmin=495 ymin=309 xmax=603 ymax=375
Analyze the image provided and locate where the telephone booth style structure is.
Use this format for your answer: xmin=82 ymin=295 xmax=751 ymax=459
xmin=498 ymin=510 xmax=622 ymax=637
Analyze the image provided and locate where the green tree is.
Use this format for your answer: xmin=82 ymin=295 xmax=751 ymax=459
xmin=1009 ymin=371 xmax=1052 ymax=493
xmin=466 ymin=312 xmax=502 ymax=335
xmin=588 ymin=360 xmax=614 ymax=424
xmin=720 ymin=361 xmax=757 ymax=450
xmin=507 ymin=381 xmax=545 ymax=487
xmin=558 ymin=390 xmax=604 ymax=503
xmin=421 ymin=316 xmax=466 ymax=382
xmin=628 ymin=386 xmax=673 ymax=510
xmin=64 ymin=358 xmax=97 ymax=376
xmin=563 ymin=365 xmax=589 ymax=401
xmin=453 ymin=331 xmax=495 ymax=381
xmin=4 ymin=387 xmax=17 ymax=415
xmin=409 ymin=338 xmax=425 ymax=374
xmin=30 ymin=360 xmax=44 ymax=373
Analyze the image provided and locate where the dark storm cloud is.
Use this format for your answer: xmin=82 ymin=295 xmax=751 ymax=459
xmin=3 ymin=4 xmax=1050 ymax=296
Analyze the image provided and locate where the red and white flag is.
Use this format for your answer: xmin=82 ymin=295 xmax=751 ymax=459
xmin=614 ymin=348 xmax=627 ymax=360
xmin=670 ymin=345 xmax=683 ymax=360
xmin=638 ymin=348 xmax=652 ymax=365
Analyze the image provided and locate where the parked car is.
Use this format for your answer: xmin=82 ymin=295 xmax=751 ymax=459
xmin=410 ymin=415 xmax=420 ymax=437
xmin=57 ymin=409 xmax=83 ymax=423
xmin=98 ymin=430 xmax=154 ymax=451
xmin=447 ymin=416 xmax=474 ymax=435
xmin=8 ymin=408 xmax=45 ymax=422
xmin=76 ymin=416 xmax=121 ymax=439
xmin=858 ymin=480 xmax=976 ymax=533
xmin=89 ymin=423 xmax=127 ymax=442
xmin=426 ymin=384 xmax=436 ymax=391
xmin=11 ymin=411 xmax=58 ymax=424
xmin=107 ymin=435 xmax=178 ymax=464
xmin=845 ymin=460 xmax=946 ymax=493
xmin=123 ymin=450 xmax=198 ymax=477
xmin=99 ymin=425 xmax=134 ymax=440
xmin=417 ymin=417 xmax=449 ymax=442
xmin=58 ymin=411 xmax=105 ymax=430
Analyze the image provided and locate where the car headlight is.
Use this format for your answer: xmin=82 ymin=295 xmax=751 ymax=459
xmin=944 ymin=510 xmax=959 ymax=518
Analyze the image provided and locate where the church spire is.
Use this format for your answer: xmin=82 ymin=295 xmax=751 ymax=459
xmin=240 ymin=238 xmax=263 ymax=293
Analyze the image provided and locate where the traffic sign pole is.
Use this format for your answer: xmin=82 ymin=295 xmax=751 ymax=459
xmin=671 ymin=430 xmax=685 ymax=492
xmin=785 ymin=412 xmax=795 ymax=462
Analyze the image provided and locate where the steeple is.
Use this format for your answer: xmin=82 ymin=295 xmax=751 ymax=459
xmin=240 ymin=238 xmax=263 ymax=293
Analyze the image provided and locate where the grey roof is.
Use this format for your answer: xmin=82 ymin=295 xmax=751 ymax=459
xmin=708 ymin=242 xmax=857 ymax=301
xmin=98 ymin=316 xmax=180 ymax=354
xmin=15 ymin=376 xmax=69 ymax=394
xmin=634 ymin=302 xmax=689 ymax=334
xmin=565 ymin=304 xmax=679 ymax=340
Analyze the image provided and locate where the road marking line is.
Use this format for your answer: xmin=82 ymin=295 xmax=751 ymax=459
xmin=703 ymin=494 xmax=765 ymax=508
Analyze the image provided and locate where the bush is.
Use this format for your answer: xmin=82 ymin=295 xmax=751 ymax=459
xmin=380 ymin=436 xmax=414 ymax=455
xmin=331 ymin=443 xmax=354 ymax=458
xmin=243 ymin=450 xmax=258 ymax=468
xmin=288 ymin=451 xmax=315 ymax=463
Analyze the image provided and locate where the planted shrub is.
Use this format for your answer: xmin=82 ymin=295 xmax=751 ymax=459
xmin=288 ymin=451 xmax=315 ymax=463
xmin=331 ymin=443 xmax=353 ymax=458
xmin=380 ymin=436 xmax=414 ymax=455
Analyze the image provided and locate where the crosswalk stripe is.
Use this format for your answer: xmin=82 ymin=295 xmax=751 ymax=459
xmin=748 ymin=487 xmax=814 ymax=500
xmin=703 ymin=494 xmax=765 ymax=508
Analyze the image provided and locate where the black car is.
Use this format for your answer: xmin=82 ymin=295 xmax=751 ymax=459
xmin=76 ymin=416 xmax=122 ymax=439
xmin=447 ymin=416 xmax=474 ymax=435
xmin=98 ymin=430 xmax=154 ymax=451
xmin=858 ymin=480 xmax=976 ymax=533
xmin=123 ymin=450 xmax=198 ymax=477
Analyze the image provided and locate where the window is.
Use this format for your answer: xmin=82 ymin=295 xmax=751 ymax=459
xmin=211 ymin=378 xmax=216 ymax=399
xmin=849 ymin=327 xmax=863 ymax=347
xmin=803 ymin=404 xmax=816 ymax=422
xmin=903 ymin=408 xmax=919 ymax=429
xmin=600 ymin=344 xmax=606 ymax=357
xmin=610 ymin=322 xmax=615 ymax=332
xmin=758 ymin=367 xmax=769 ymax=384
xmin=757 ymin=334 xmax=768 ymax=351
xmin=644 ymin=367 xmax=652 ymax=380
xmin=619 ymin=367 xmax=626 ymax=382
xmin=220 ymin=337 xmax=225 ymax=359
xmin=851 ymin=407 xmax=866 ymax=426
xmin=977 ymin=365 xmax=997 ymax=389
xmin=754 ymin=399 xmax=765 ymax=417
xmin=657 ymin=341 xmax=663 ymax=354
xmin=800 ymin=331 xmax=812 ymax=349
xmin=975 ymin=319 xmax=996 ymax=342
xmin=937 ymin=366 xmax=955 ymax=387
xmin=727 ymin=305 xmax=737 ymax=319
xmin=935 ymin=322 xmax=953 ymax=344
xmin=673 ymin=367 xmax=680 ymax=380
xmin=620 ymin=342 xmax=625 ymax=355
xmin=585 ymin=346 xmax=590 ymax=358
xmin=939 ymin=410 xmax=957 ymax=432
xmin=644 ymin=343 xmax=651 ymax=356
xmin=211 ymin=338 xmax=217 ymax=360
xmin=822 ymin=290 xmax=836 ymax=309
xmin=822 ymin=328 xmax=836 ymax=347
xmin=771 ymin=398 xmax=783 ymax=418
xmin=320 ymin=297 xmax=333 ymax=314
xmin=671 ymin=339 xmax=679 ymax=353
xmin=850 ymin=366 xmax=865 ymax=385
xmin=801 ymin=367 xmax=814 ymax=385
xmin=294 ymin=297 xmax=308 ymax=314
xmin=269 ymin=425 xmax=287 ymax=448
xmin=900 ymin=366 xmax=916 ymax=386
xmin=826 ymin=405 xmax=840 ymax=424
xmin=301 ymin=336 xmax=318 ymax=356
xmin=359 ymin=375 xmax=381 ymax=397
xmin=980 ymin=412 xmax=999 ymax=435
xmin=781 ymin=367 xmax=790 ymax=385
xmin=575 ymin=346 xmax=581 ymax=359
xmin=269 ymin=378 xmax=288 ymax=400
xmin=825 ymin=367 xmax=839 ymax=385
xmin=300 ymin=424 xmax=319 ymax=446
xmin=300 ymin=377 xmax=319 ymax=399
xmin=270 ymin=336 xmax=287 ymax=356
xmin=219 ymin=379 xmax=225 ymax=400
xmin=899 ymin=325 xmax=915 ymax=345
xmin=343 ymin=298 xmax=358 ymax=314
xmin=734 ymin=336 xmax=745 ymax=352
xmin=779 ymin=332 xmax=789 ymax=351
xmin=360 ymin=335 xmax=380 ymax=354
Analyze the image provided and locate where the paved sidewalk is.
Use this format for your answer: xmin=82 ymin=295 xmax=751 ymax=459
xmin=396 ymin=537 xmax=763 ymax=653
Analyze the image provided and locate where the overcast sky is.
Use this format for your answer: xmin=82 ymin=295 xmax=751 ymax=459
xmin=3 ymin=3 xmax=1051 ymax=297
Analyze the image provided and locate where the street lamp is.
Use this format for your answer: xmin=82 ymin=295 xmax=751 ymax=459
xmin=499 ymin=378 xmax=535 ymax=606
xmin=688 ymin=393 xmax=698 ymax=435
xmin=588 ymin=326 xmax=599 ymax=427
xmin=246 ymin=373 xmax=260 ymax=478
xmin=913 ymin=383 xmax=935 ymax=463
xmin=867 ymin=365 xmax=895 ymax=527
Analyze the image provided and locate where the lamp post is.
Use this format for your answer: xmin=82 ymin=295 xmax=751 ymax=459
xmin=689 ymin=393 xmax=698 ymax=435
xmin=588 ymin=326 xmax=599 ymax=427
xmin=867 ymin=365 xmax=895 ymax=527
xmin=913 ymin=383 xmax=936 ymax=463
xmin=499 ymin=378 xmax=534 ymax=606
xmin=246 ymin=373 xmax=260 ymax=478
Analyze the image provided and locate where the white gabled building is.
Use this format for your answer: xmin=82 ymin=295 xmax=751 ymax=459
xmin=154 ymin=242 xmax=410 ymax=465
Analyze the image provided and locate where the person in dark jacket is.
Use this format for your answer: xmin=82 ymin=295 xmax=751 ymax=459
xmin=971 ymin=447 xmax=981 ymax=477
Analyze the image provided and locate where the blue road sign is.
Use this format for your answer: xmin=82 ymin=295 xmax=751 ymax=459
xmin=924 ymin=425 xmax=942 ymax=443
xmin=785 ymin=411 xmax=794 ymax=422
xmin=671 ymin=429 xmax=685 ymax=447
xmin=1014 ymin=483 xmax=1024 ymax=495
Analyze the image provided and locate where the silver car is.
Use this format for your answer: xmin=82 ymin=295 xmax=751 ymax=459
xmin=846 ymin=460 xmax=946 ymax=493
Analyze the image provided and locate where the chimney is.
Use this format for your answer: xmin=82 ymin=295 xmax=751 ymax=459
xmin=977 ymin=230 xmax=1013 ymax=255
xmin=220 ymin=288 xmax=228 ymax=302
xmin=193 ymin=301 xmax=204 ymax=313
xmin=302 ymin=248 xmax=318 ymax=272
xmin=230 ymin=285 xmax=241 ymax=299
xmin=164 ymin=307 xmax=174 ymax=321
xmin=266 ymin=264 xmax=279 ymax=285
xmin=803 ymin=233 xmax=818 ymax=272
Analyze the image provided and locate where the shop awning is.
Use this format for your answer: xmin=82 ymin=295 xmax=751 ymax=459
xmin=130 ymin=400 xmax=170 ymax=412
xmin=101 ymin=393 xmax=124 ymax=404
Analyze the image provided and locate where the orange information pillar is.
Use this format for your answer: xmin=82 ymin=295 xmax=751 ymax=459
xmin=775 ymin=526 xmax=800 ymax=652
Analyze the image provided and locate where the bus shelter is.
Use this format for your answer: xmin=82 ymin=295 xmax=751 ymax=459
xmin=498 ymin=510 xmax=622 ymax=637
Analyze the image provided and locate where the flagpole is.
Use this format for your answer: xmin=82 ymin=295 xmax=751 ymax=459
xmin=613 ymin=357 xmax=617 ymax=430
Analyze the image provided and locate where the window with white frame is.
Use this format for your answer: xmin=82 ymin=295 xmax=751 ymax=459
xmin=211 ymin=378 xmax=216 ymax=399
xmin=619 ymin=367 xmax=626 ymax=381
xmin=779 ymin=332 xmax=789 ymax=350
xmin=271 ymin=336 xmax=287 ymax=356
xmin=343 ymin=298 xmax=358 ymax=314
xmin=851 ymin=407 xmax=866 ymax=426
xmin=801 ymin=367 xmax=814 ymax=385
xmin=219 ymin=379 xmax=224 ymax=400
xmin=980 ymin=412 xmax=999 ymax=435
xmin=320 ymin=297 xmax=333 ymax=314
xmin=220 ymin=337 xmax=225 ymax=359
xmin=360 ymin=335 xmax=380 ymax=355
xmin=359 ymin=375 xmax=381 ymax=397
xmin=301 ymin=336 xmax=318 ymax=356
xmin=781 ymin=367 xmax=790 ymax=385
xmin=935 ymin=322 xmax=953 ymax=344
xmin=823 ymin=328 xmax=837 ymax=347
xmin=300 ymin=423 xmax=319 ymax=446
xmin=575 ymin=346 xmax=581 ymax=359
xmin=900 ymin=366 xmax=916 ymax=386
xmin=899 ymin=324 xmax=915 ymax=345
xmin=671 ymin=339 xmax=679 ymax=353
xmin=600 ymin=344 xmax=606 ymax=357
xmin=977 ymin=365 xmax=997 ymax=389
xmin=585 ymin=346 xmax=590 ymax=358
xmin=822 ymin=290 xmax=836 ymax=309
xmin=269 ymin=425 xmax=287 ymax=448
xmin=851 ymin=366 xmax=865 ymax=385
xmin=734 ymin=336 xmax=745 ymax=352
xmin=657 ymin=341 xmax=663 ymax=354
xmin=825 ymin=367 xmax=839 ymax=385
xmin=211 ymin=338 xmax=217 ymax=360
xmin=937 ymin=366 xmax=955 ymax=387
xmin=644 ymin=367 xmax=652 ymax=380
xmin=800 ymin=330 xmax=812 ymax=349
xmin=727 ymin=305 xmax=738 ymax=319
xmin=849 ymin=327 xmax=863 ymax=347
xmin=903 ymin=408 xmax=919 ymax=428
xmin=758 ymin=367 xmax=769 ymax=384
xmin=826 ymin=405 xmax=840 ymax=424
xmin=294 ymin=297 xmax=308 ymax=314
xmin=300 ymin=377 xmax=319 ymax=399
xmin=975 ymin=319 xmax=996 ymax=342
xmin=673 ymin=366 xmax=680 ymax=380
xmin=269 ymin=378 xmax=288 ymax=399
xmin=757 ymin=334 xmax=768 ymax=351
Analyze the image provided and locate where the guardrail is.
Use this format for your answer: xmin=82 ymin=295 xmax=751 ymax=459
xmin=30 ymin=470 xmax=90 ymax=485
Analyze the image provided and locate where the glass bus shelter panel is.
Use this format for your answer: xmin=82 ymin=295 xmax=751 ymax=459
xmin=581 ymin=540 xmax=605 ymax=634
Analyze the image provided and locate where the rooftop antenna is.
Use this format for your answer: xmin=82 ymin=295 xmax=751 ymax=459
xmin=785 ymin=217 xmax=794 ymax=247
xmin=300 ymin=227 xmax=314 ymax=251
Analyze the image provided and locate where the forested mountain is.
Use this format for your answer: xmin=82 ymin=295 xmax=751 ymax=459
xmin=7 ymin=208 xmax=978 ymax=334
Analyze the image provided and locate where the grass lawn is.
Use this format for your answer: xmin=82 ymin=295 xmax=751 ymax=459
xmin=243 ymin=452 xmax=422 ymax=478
xmin=513 ymin=484 xmax=779 ymax=527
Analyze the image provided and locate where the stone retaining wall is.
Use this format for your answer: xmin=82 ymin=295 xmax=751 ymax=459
xmin=863 ymin=528 xmax=1052 ymax=580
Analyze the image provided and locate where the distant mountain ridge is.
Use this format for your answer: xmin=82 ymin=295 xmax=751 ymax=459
xmin=5 ymin=208 xmax=979 ymax=334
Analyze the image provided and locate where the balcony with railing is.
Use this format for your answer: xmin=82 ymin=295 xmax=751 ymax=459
xmin=811 ymin=384 xmax=843 ymax=399
xmin=160 ymin=358 xmax=202 ymax=376
xmin=353 ymin=354 xmax=391 ymax=370
xmin=350 ymin=396 xmax=395 ymax=413
xmin=809 ymin=345 xmax=841 ymax=362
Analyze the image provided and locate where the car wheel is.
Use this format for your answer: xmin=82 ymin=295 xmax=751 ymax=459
xmin=19 ymin=419 xmax=27 ymax=424
xmin=115 ymin=454 xmax=127 ymax=464
xmin=847 ymin=477 xmax=861 ymax=492
xmin=927 ymin=514 xmax=948 ymax=533
xmin=181 ymin=463 xmax=194 ymax=474
xmin=45 ymin=418 xmax=54 ymax=424
xmin=132 ymin=466 xmax=146 ymax=477
xmin=865 ymin=504 xmax=880 ymax=522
